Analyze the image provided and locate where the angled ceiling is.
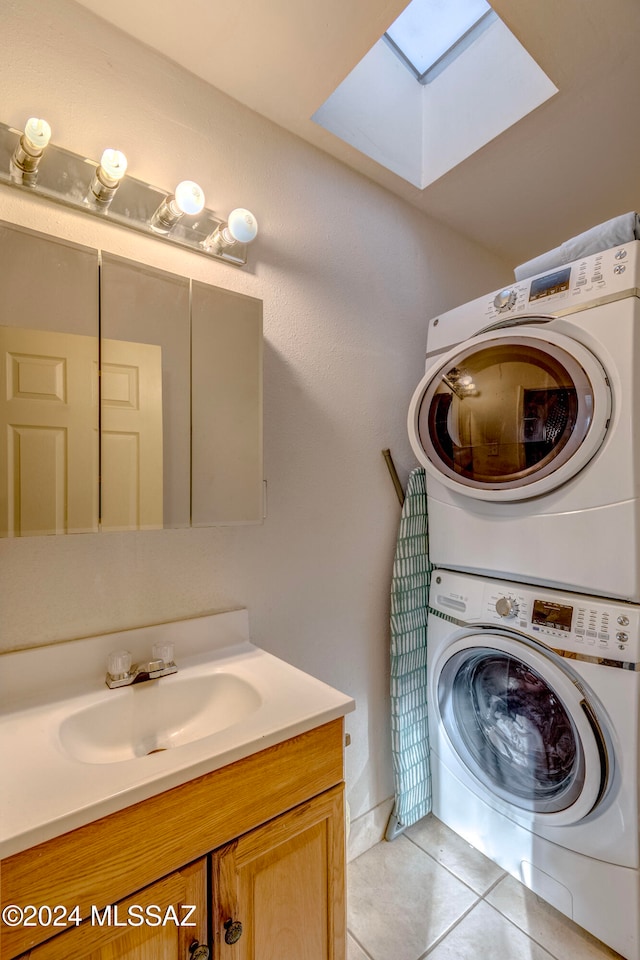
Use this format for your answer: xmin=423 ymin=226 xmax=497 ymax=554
xmin=71 ymin=0 xmax=640 ymax=267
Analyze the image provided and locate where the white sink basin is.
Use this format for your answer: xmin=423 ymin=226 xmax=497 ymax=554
xmin=58 ymin=673 xmax=262 ymax=763
xmin=0 ymin=609 xmax=355 ymax=859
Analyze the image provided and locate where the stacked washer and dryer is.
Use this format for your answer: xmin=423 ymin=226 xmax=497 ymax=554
xmin=407 ymin=240 xmax=640 ymax=958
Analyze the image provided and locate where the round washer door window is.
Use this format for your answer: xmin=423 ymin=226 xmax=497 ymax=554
xmin=434 ymin=633 xmax=610 ymax=824
xmin=407 ymin=327 xmax=611 ymax=502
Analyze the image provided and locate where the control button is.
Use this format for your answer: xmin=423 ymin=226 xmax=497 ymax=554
xmin=493 ymin=289 xmax=517 ymax=313
xmin=495 ymin=596 xmax=518 ymax=618
xmin=576 ymin=279 xmax=587 ymax=286
xmin=586 ymin=630 xmax=598 ymax=638
xmin=614 ymin=264 xmax=626 ymax=275
xmin=618 ymin=615 xmax=630 ymax=626
xmin=598 ymin=633 xmax=609 ymax=640
xmin=575 ymin=629 xmax=585 ymax=635
xmin=615 ymin=249 xmax=628 ymax=260
xmin=617 ymin=632 xmax=629 ymax=642
xmin=591 ymin=273 xmax=603 ymax=282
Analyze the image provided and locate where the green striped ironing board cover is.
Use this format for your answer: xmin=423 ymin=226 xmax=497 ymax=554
xmin=389 ymin=467 xmax=432 ymax=829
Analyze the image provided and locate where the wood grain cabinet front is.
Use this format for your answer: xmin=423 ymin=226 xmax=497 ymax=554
xmin=2 ymin=721 xmax=347 ymax=960
xmin=213 ymin=787 xmax=345 ymax=960
xmin=15 ymin=860 xmax=208 ymax=960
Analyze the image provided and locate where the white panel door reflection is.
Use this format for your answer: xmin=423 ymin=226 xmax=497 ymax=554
xmin=0 ymin=326 xmax=98 ymax=536
xmin=100 ymin=338 xmax=163 ymax=531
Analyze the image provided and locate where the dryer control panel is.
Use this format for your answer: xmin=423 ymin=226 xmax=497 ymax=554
xmin=426 ymin=241 xmax=640 ymax=357
xmin=430 ymin=569 xmax=640 ymax=667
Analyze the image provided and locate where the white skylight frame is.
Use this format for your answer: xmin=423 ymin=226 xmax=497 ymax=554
xmin=312 ymin=1 xmax=559 ymax=190
xmin=385 ymin=0 xmax=496 ymax=83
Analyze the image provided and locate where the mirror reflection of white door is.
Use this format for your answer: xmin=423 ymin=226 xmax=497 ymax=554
xmin=100 ymin=338 xmax=164 ymax=531
xmin=0 ymin=326 xmax=99 ymax=536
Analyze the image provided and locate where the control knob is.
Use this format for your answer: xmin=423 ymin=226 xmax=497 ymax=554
xmin=493 ymin=288 xmax=517 ymax=313
xmin=495 ymin=596 xmax=518 ymax=619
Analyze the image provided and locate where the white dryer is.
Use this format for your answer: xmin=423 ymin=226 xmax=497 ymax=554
xmin=408 ymin=241 xmax=640 ymax=600
xmin=428 ymin=568 xmax=640 ymax=959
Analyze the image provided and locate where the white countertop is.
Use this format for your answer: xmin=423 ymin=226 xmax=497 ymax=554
xmin=0 ymin=610 xmax=355 ymax=859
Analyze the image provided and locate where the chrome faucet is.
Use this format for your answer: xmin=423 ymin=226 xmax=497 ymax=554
xmin=106 ymin=641 xmax=177 ymax=688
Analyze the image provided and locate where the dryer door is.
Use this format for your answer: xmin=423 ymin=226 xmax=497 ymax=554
xmin=408 ymin=326 xmax=611 ymax=501
xmin=433 ymin=632 xmax=611 ymax=826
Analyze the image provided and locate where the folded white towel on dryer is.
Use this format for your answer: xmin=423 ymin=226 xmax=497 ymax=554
xmin=514 ymin=211 xmax=640 ymax=281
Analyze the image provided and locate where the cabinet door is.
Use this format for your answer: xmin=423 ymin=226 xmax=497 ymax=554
xmin=0 ymin=221 xmax=99 ymax=536
xmin=212 ymin=785 xmax=345 ymax=960
xmin=191 ymin=282 xmax=263 ymax=525
xmin=100 ymin=254 xmax=191 ymax=530
xmin=17 ymin=859 xmax=207 ymax=960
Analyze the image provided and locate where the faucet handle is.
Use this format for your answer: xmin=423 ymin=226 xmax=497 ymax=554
xmin=152 ymin=640 xmax=174 ymax=665
xmin=107 ymin=649 xmax=132 ymax=680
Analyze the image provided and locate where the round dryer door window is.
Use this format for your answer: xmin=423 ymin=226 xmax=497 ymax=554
xmin=434 ymin=633 xmax=610 ymax=824
xmin=408 ymin=327 xmax=611 ymax=501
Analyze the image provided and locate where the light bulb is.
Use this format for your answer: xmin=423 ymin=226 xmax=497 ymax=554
xmin=150 ymin=181 xmax=205 ymax=234
xmin=202 ymin=207 xmax=259 ymax=253
xmin=87 ymin=147 xmax=128 ymax=207
xmin=173 ymin=180 xmax=205 ymax=216
xmin=10 ymin=116 xmax=52 ymax=183
xmin=226 ymin=208 xmax=258 ymax=244
xmin=99 ymin=148 xmax=127 ymax=183
xmin=23 ymin=117 xmax=51 ymax=152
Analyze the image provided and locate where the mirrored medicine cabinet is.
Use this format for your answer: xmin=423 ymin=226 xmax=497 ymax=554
xmin=0 ymin=220 xmax=263 ymax=536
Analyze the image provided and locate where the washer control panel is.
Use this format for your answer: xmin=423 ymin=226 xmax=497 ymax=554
xmin=430 ymin=570 xmax=640 ymax=665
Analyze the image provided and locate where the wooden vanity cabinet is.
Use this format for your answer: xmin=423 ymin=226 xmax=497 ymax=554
xmin=13 ymin=860 xmax=208 ymax=960
xmin=2 ymin=720 xmax=346 ymax=960
xmin=213 ymin=787 xmax=344 ymax=960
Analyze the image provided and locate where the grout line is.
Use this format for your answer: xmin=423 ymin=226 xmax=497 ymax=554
xmin=346 ymin=929 xmax=377 ymax=960
xmin=404 ymin=830 xmax=507 ymax=899
xmin=481 ymin=870 xmax=509 ymax=898
xmin=481 ymin=887 xmax=622 ymax=960
xmin=479 ymin=900 xmax=559 ymax=960
xmin=417 ymin=895 xmax=483 ymax=959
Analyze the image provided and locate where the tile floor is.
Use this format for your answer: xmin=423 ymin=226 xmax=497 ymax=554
xmin=347 ymin=815 xmax=625 ymax=960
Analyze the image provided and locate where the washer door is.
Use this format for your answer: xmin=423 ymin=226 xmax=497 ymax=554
xmin=408 ymin=326 xmax=611 ymax=501
xmin=433 ymin=632 xmax=610 ymax=825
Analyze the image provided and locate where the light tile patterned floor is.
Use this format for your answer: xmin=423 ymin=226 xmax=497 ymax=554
xmin=347 ymin=815 xmax=625 ymax=960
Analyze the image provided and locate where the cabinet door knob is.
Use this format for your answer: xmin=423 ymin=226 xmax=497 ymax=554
xmin=224 ymin=918 xmax=244 ymax=944
xmin=189 ymin=941 xmax=211 ymax=959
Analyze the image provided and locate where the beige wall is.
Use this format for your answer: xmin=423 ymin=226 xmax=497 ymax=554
xmin=0 ymin=0 xmax=509 ymax=835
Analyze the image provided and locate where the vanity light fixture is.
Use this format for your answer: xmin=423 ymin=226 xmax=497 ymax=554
xmin=0 ymin=118 xmax=258 ymax=266
xmin=10 ymin=117 xmax=51 ymax=184
xmin=150 ymin=179 xmax=206 ymax=234
xmin=203 ymin=207 xmax=258 ymax=252
xmin=87 ymin=148 xmax=128 ymax=207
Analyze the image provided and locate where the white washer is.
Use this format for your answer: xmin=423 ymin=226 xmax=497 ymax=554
xmin=408 ymin=241 xmax=640 ymax=600
xmin=428 ymin=568 xmax=640 ymax=959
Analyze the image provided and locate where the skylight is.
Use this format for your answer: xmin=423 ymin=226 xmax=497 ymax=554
xmin=312 ymin=1 xmax=558 ymax=189
xmin=385 ymin=0 xmax=493 ymax=81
